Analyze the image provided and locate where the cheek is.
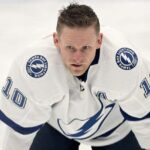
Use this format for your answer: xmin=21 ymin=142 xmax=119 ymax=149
xmin=87 ymin=51 xmax=96 ymax=61
xmin=60 ymin=49 xmax=70 ymax=62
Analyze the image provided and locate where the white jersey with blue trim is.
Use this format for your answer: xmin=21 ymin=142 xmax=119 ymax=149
xmin=1 ymin=26 xmax=150 ymax=150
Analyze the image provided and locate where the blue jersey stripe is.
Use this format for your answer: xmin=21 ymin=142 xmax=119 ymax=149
xmin=0 ymin=110 xmax=43 ymax=134
xmin=92 ymin=119 xmax=126 ymax=139
xmin=120 ymin=107 xmax=150 ymax=121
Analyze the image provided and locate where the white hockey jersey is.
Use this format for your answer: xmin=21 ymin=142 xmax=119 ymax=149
xmin=1 ymin=27 xmax=150 ymax=150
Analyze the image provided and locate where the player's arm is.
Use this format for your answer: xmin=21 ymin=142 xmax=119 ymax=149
xmin=118 ymin=58 xmax=150 ymax=149
xmin=0 ymin=58 xmax=51 ymax=150
xmin=2 ymin=126 xmax=38 ymax=150
xmin=102 ymin=26 xmax=150 ymax=149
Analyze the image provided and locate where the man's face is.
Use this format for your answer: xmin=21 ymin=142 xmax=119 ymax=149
xmin=53 ymin=26 xmax=102 ymax=76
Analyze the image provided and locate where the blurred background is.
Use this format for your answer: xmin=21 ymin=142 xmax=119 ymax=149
xmin=0 ymin=0 xmax=150 ymax=149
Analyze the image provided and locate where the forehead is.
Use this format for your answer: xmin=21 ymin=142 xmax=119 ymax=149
xmin=59 ymin=26 xmax=98 ymax=45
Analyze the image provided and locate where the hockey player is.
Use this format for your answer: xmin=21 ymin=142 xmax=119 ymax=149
xmin=0 ymin=3 xmax=150 ymax=150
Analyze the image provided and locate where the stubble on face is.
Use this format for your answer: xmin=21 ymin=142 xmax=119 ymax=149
xmin=53 ymin=26 xmax=102 ymax=76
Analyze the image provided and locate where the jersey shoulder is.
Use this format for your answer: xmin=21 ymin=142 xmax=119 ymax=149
xmin=8 ymin=35 xmax=67 ymax=106
xmin=93 ymin=26 xmax=143 ymax=99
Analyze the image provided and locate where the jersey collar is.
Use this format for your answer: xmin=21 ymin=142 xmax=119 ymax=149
xmin=77 ymin=48 xmax=100 ymax=82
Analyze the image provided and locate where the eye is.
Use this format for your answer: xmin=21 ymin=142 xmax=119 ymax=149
xmin=66 ymin=46 xmax=76 ymax=52
xmin=67 ymin=46 xmax=73 ymax=49
xmin=82 ymin=46 xmax=91 ymax=52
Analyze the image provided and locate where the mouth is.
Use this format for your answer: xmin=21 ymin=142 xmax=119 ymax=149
xmin=71 ymin=64 xmax=82 ymax=67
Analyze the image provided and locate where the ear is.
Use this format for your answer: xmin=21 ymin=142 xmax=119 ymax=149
xmin=97 ymin=33 xmax=103 ymax=49
xmin=53 ymin=32 xmax=60 ymax=48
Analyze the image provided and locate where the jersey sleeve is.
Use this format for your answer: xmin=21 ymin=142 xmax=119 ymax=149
xmin=0 ymin=56 xmax=52 ymax=149
xmin=118 ymin=57 xmax=150 ymax=149
xmin=2 ymin=126 xmax=38 ymax=150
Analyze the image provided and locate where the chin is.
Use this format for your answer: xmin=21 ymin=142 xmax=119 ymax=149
xmin=68 ymin=65 xmax=88 ymax=76
xmin=71 ymin=70 xmax=86 ymax=77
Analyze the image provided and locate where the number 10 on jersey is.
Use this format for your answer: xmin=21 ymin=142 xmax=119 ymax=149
xmin=2 ymin=77 xmax=27 ymax=108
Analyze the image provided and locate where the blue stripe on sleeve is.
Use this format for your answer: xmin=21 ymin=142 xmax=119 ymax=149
xmin=120 ymin=107 xmax=150 ymax=121
xmin=0 ymin=110 xmax=44 ymax=134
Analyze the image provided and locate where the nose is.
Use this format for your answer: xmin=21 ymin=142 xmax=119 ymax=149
xmin=73 ymin=50 xmax=83 ymax=63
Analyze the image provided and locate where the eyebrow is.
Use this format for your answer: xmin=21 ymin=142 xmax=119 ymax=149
xmin=65 ymin=45 xmax=92 ymax=50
